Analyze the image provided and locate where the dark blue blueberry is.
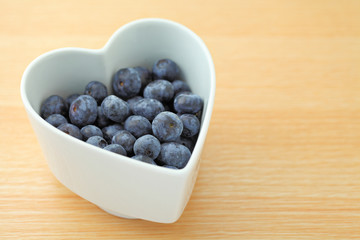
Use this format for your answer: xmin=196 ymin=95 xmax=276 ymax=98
xmin=163 ymin=165 xmax=178 ymax=169
xmin=176 ymin=136 xmax=196 ymax=152
xmin=57 ymin=123 xmax=83 ymax=140
xmin=124 ymin=115 xmax=152 ymax=138
xmin=111 ymin=130 xmax=136 ymax=155
xmin=179 ymin=114 xmax=200 ymax=137
xmin=102 ymin=124 xmax=123 ymax=142
xmin=131 ymin=155 xmax=157 ymax=165
xmin=86 ymin=136 xmax=108 ymax=148
xmin=133 ymin=66 xmax=152 ymax=90
xmin=127 ymin=96 xmax=143 ymax=114
xmin=143 ymin=79 xmax=174 ymax=102
xmin=157 ymin=142 xmax=191 ymax=169
xmin=45 ymin=114 xmax=68 ymax=127
xmin=132 ymin=98 xmax=164 ymax=121
xmin=101 ymin=95 xmax=130 ymax=123
xmin=152 ymin=111 xmax=183 ymax=142
xmin=69 ymin=95 xmax=97 ymax=127
xmin=66 ymin=93 xmax=80 ymax=107
xmin=104 ymin=144 xmax=127 ymax=156
xmin=84 ymin=81 xmax=108 ymax=104
xmin=112 ymin=68 xmax=142 ymax=99
xmin=133 ymin=134 xmax=161 ymax=160
xmin=80 ymin=125 xmax=103 ymax=140
xmin=40 ymin=95 xmax=68 ymax=119
xmin=152 ymin=59 xmax=180 ymax=81
xmin=96 ymin=106 xmax=112 ymax=128
xmin=172 ymin=80 xmax=191 ymax=95
xmin=174 ymin=92 xmax=203 ymax=114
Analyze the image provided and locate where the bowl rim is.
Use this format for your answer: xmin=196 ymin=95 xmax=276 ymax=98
xmin=20 ymin=18 xmax=216 ymax=173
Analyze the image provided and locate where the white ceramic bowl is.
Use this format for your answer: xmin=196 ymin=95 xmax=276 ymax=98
xmin=20 ymin=18 xmax=215 ymax=223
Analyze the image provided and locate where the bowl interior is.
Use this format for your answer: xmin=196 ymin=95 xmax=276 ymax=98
xmin=23 ymin=19 xmax=214 ymax=128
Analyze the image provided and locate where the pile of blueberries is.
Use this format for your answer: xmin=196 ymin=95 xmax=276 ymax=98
xmin=40 ymin=59 xmax=203 ymax=169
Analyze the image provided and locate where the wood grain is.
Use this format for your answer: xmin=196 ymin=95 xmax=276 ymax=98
xmin=1 ymin=0 xmax=360 ymax=239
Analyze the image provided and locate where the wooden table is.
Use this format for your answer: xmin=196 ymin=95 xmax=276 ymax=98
xmin=1 ymin=0 xmax=360 ymax=239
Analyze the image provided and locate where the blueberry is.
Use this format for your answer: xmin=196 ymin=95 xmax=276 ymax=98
xmin=133 ymin=66 xmax=152 ymax=90
xmin=163 ymin=165 xmax=178 ymax=169
xmin=84 ymin=81 xmax=108 ymax=104
xmin=104 ymin=144 xmax=127 ymax=156
xmin=68 ymin=95 xmax=97 ymax=127
xmin=157 ymin=142 xmax=191 ymax=169
xmin=112 ymin=68 xmax=142 ymax=99
xmin=132 ymin=98 xmax=164 ymax=121
xmin=152 ymin=59 xmax=180 ymax=81
xmin=143 ymin=79 xmax=174 ymax=102
xmin=101 ymin=95 xmax=130 ymax=123
xmin=96 ymin=106 xmax=112 ymax=128
xmin=112 ymin=130 xmax=136 ymax=155
xmin=40 ymin=95 xmax=68 ymax=119
xmin=66 ymin=93 xmax=80 ymax=107
xmin=172 ymin=80 xmax=191 ymax=95
xmin=152 ymin=111 xmax=183 ymax=142
xmin=45 ymin=114 xmax=68 ymax=127
xmin=179 ymin=114 xmax=200 ymax=137
xmin=131 ymin=155 xmax=157 ymax=165
xmin=176 ymin=136 xmax=196 ymax=152
xmin=124 ymin=115 xmax=152 ymax=138
xmin=174 ymin=92 xmax=203 ymax=114
xmin=133 ymin=134 xmax=161 ymax=160
xmin=102 ymin=124 xmax=123 ymax=142
xmin=80 ymin=125 xmax=103 ymax=140
xmin=127 ymin=96 xmax=143 ymax=114
xmin=57 ymin=123 xmax=83 ymax=140
xmin=86 ymin=136 xmax=108 ymax=148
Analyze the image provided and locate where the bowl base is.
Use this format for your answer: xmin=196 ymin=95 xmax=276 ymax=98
xmin=98 ymin=206 xmax=137 ymax=219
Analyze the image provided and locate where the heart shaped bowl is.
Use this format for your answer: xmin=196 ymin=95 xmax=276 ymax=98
xmin=20 ymin=18 xmax=215 ymax=223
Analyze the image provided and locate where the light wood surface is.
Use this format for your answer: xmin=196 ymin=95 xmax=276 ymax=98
xmin=1 ymin=0 xmax=360 ymax=239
